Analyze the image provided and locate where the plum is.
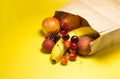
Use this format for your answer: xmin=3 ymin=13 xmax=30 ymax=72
xmin=77 ymin=36 xmax=93 ymax=56
xmin=42 ymin=39 xmax=55 ymax=53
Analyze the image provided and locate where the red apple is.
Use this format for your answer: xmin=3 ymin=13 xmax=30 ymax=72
xmin=60 ymin=13 xmax=82 ymax=31
xmin=77 ymin=36 xmax=93 ymax=56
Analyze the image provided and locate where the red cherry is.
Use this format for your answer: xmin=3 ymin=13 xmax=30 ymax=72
xmin=71 ymin=35 xmax=79 ymax=43
xmin=61 ymin=56 xmax=68 ymax=65
xmin=69 ymin=52 xmax=77 ymax=61
xmin=45 ymin=35 xmax=51 ymax=39
xmin=70 ymin=42 xmax=77 ymax=50
xmin=60 ymin=30 xmax=68 ymax=35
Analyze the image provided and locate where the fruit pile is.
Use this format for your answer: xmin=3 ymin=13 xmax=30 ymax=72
xmin=41 ymin=13 xmax=99 ymax=65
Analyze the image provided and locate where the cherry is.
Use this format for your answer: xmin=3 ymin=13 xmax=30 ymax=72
xmin=53 ymin=34 xmax=60 ymax=43
xmin=69 ymin=52 xmax=77 ymax=61
xmin=62 ymin=33 xmax=70 ymax=41
xmin=70 ymin=42 xmax=77 ymax=50
xmin=60 ymin=30 xmax=68 ymax=35
xmin=71 ymin=35 xmax=79 ymax=43
xmin=50 ymin=33 xmax=60 ymax=43
xmin=45 ymin=35 xmax=51 ymax=39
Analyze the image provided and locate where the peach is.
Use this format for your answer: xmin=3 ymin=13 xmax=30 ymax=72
xmin=42 ymin=17 xmax=60 ymax=35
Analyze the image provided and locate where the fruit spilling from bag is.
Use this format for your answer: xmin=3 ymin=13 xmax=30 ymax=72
xmin=41 ymin=13 xmax=100 ymax=65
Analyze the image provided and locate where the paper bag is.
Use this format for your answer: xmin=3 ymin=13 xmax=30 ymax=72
xmin=54 ymin=0 xmax=120 ymax=55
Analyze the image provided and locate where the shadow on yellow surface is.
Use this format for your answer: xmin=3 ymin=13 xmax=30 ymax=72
xmin=1 ymin=0 xmax=120 ymax=79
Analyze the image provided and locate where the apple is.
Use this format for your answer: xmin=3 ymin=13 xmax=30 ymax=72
xmin=60 ymin=13 xmax=82 ymax=31
xmin=77 ymin=36 xmax=93 ymax=56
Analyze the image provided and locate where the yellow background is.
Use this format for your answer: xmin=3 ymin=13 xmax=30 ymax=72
xmin=1 ymin=0 xmax=120 ymax=79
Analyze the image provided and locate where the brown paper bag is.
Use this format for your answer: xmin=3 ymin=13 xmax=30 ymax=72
xmin=54 ymin=0 xmax=120 ymax=55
